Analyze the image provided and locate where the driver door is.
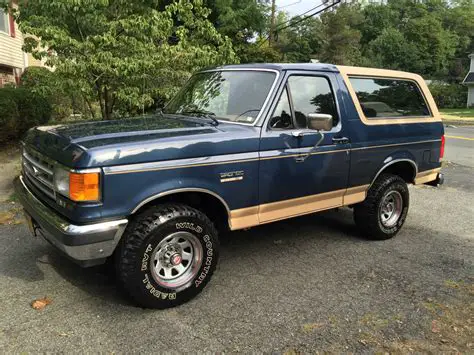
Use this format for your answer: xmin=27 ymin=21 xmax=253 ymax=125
xmin=258 ymin=71 xmax=350 ymax=223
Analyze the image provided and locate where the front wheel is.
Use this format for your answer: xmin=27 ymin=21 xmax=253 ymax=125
xmin=116 ymin=204 xmax=219 ymax=308
xmin=354 ymin=174 xmax=409 ymax=240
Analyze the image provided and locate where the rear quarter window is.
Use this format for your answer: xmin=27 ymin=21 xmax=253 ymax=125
xmin=348 ymin=77 xmax=431 ymax=119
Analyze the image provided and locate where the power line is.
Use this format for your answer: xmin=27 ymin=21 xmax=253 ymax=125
xmin=278 ymin=0 xmax=302 ymax=9
xmin=274 ymin=2 xmax=326 ymax=32
xmin=273 ymin=2 xmax=325 ymax=33
xmin=258 ymin=0 xmax=341 ymax=47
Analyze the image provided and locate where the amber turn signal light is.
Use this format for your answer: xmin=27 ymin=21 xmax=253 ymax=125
xmin=69 ymin=172 xmax=100 ymax=202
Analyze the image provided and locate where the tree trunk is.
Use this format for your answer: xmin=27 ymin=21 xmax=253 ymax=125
xmin=82 ymin=94 xmax=96 ymax=120
xmin=104 ymin=86 xmax=113 ymax=120
xmin=97 ymin=84 xmax=106 ymax=120
xmin=96 ymin=83 xmax=115 ymax=120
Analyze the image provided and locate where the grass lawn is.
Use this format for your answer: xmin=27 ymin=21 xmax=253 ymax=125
xmin=439 ymin=108 xmax=474 ymax=122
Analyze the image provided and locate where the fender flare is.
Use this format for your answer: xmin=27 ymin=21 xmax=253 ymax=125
xmin=131 ymin=187 xmax=232 ymax=218
xmin=370 ymin=158 xmax=418 ymax=187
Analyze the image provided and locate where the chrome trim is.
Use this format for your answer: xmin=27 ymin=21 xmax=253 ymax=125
xmin=220 ymin=176 xmax=243 ymax=183
xmin=22 ymin=161 xmax=54 ymax=189
xmin=23 ymin=169 xmax=56 ymax=200
xmin=351 ymin=139 xmax=441 ymax=151
xmin=16 ymin=175 xmax=127 ymax=262
xmin=102 ymin=140 xmax=437 ymax=176
xmin=103 ymin=151 xmax=259 ymax=175
xmin=370 ymin=159 xmax=418 ymax=187
xmin=64 ymin=219 xmax=127 ymax=236
xmin=22 ymin=148 xmax=56 ymax=199
xmin=193 ymin=68 xmax=281 ymax=127
xmin=259 ymin=147 xmax=347 ymax=160
xmin=23 ymin=151 xmax=53 ymax=175
xmin=131 ymin=187 xmax=232 ymax=225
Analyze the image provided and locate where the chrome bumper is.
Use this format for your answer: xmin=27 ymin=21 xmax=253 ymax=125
xmin=14 ymin=175 xmax=128 ymax=267
xmin=425 ymin=172 xmax=444 ymax=187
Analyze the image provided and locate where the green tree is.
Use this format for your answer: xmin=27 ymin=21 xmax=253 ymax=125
xmin=319 ymin=4 xmax=364 ymax=65
xmin=204 ymin=0 xmax=271 ymax=63
xmin=274 ymin=15 xmax=323 ymax=63
xmin=12 ymin=0 xmax=236 ymax=120
xmin=360 ymin=1 xmax=460 ymax=78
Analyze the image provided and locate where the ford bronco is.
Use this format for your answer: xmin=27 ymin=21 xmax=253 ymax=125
xmin=15 ymin=63 xmax=445 ymax=308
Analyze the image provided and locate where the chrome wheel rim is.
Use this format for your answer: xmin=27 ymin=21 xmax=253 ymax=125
xmin=150 ymin=231 xmax=203 ymax=291
xmin=379 ymin=190 xmax=403 ymax=228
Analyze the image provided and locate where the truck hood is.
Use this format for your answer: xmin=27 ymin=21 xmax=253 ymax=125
xmin=23 ymin=114 xmax=261 ymax=168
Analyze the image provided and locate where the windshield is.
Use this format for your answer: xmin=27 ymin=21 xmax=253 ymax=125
xmin=164 ymin=70 xmax=277 ymax=124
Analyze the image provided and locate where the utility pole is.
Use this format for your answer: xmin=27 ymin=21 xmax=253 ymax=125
xmin=269 ymin=0 xmax=276 ymax=45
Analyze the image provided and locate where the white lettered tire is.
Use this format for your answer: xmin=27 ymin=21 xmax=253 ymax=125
xmin=116 ymin=204 xmax=219 ymax=309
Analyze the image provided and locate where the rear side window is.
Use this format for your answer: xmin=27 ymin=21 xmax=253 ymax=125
xmin=349 ymin=77 xmax=431 ymax=119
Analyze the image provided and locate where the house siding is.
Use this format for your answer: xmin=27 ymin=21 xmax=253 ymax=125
xmin=0 ymin=8 xmax=24 ymax=70
xmin=468 ymin=86 xmax=474 ymax=108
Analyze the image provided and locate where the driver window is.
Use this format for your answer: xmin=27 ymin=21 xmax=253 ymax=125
xmin=269 ymin=87 xmax=293 ymax=129
xmin=287 ymin=76 xmax=339 ymax=128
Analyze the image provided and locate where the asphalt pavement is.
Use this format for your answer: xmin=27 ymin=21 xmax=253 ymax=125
xmin=444 ymin=125 xmax=474 ymax=167
xmin=0 ymin=128 xmax=472 ymax=352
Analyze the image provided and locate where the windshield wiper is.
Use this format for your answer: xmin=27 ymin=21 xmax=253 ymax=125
xmin=178 ymin=110 xmax=219 ymax=127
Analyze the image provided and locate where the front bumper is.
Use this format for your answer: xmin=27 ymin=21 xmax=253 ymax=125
xmin=14 ymin=175 xmax=128 ymax=267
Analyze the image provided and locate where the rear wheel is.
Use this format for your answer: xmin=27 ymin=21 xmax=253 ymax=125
xmin=116 ymin=204 xmax=219 ymax=308
xmin=354 ymin=174 xmax=409 ymax=240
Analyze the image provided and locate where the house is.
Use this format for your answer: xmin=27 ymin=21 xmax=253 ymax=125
xmin=462 ymin=53 xmax=474 ymax=108
xmin=0 ymin=2 xmax=46 ymax=88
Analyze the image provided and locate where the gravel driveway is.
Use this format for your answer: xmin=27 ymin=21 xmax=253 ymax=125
xmin=0 ymin=149 xmax=472 ymax=353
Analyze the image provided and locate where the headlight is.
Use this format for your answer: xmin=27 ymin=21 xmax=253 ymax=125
xmin=54 ymin=167 xmax=101 ymax=202
xmin=54 ymin=166 xmax=70 ymax=196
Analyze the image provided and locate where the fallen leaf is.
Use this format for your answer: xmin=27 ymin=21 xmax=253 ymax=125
xmin=31 ymin=297 xmax=52 ymax=310
xmin=431 ymin=319 xmax=440 ymax=333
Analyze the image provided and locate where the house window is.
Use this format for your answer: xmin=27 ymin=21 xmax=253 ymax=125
xmin=0 ymin=9 xmax=9 ymax=34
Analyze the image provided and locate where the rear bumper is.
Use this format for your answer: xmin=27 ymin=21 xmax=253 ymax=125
xmin=14 ymin=175 xmax=128 ymax=267
xmin=425 ymin=172 xmax=444 ymax=187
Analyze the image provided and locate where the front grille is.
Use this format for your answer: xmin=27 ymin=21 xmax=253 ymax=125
xmin=22 ymin=147 xmax=56 ymax=200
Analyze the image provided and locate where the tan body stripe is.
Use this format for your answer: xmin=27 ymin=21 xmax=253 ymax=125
xmin=414 ymin=168 xmax=441 ymax=185
xmin=229 ymin=184 xmax=369 ymax=230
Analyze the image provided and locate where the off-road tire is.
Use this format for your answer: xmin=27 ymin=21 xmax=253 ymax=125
xmin=354 ymin=174 xmax=409 ymax=240
xmin=116 ymin=204 xmax=219 ymax=309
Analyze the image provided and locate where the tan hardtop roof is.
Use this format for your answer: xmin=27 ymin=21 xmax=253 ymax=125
xmin=337 ymin=65 xmax=424 ymax=81
xmin=337 ymin=66 xmax=441 ymax=125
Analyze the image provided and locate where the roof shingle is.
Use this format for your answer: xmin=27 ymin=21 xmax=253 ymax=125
xmin=462 ymin=72 xmax=474 ymax=84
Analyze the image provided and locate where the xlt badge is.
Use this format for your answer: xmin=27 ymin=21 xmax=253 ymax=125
xmin=219 ymin=170 xmax=244 ymax=183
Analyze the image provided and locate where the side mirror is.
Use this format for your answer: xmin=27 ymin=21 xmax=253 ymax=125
xmin=307 ymin=113 xmax=333 ymax=132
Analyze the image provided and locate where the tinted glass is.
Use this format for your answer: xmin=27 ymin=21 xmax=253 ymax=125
xmin=165 ymin=70 xmax=276 ymax=124
xmin=269 ymin=87 xmax=292 ymax=129
xmin=288 ymin=76 xmax=338 ymax=128
xmin=349 ymin=77 xmax=430 ymax=118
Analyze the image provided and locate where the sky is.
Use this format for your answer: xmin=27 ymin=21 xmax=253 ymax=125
xmin=275 ymin=0 xmax=324 ymax=17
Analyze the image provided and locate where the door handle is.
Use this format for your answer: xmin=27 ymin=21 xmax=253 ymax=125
xmin=332 ymin=137 xmax=349 ymax=144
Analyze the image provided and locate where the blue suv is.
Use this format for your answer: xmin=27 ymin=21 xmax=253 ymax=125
xmin=15 ymin=63 xmax=444 ymax=308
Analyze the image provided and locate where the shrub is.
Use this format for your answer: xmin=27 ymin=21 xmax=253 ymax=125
xmin=0 ymin=87 xmax=51 ymax=144
xmin=20 ymin=67 xmax=73 ymax=121
xmin=428 ymin=82 xmax=467 ymax=109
